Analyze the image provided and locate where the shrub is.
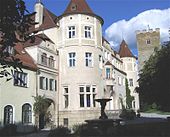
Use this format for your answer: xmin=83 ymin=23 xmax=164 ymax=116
xmin=48 ymin=126 xmax=71 ymax=137
xmin=0 ymin=124 xmax=17 ymax=136
xmin=72 ymin=123 xmax=102 ymax=136
xmin=119 ymin=109 xmax=136 ymax=120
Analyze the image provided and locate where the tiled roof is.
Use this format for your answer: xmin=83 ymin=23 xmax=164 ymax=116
xmin=30 ymin=8 xmax=57 ymax=32
xmin=119 ymin=40 xmax=136 ymax=58
xmin=24 ymin=34 xmax=54 ymax=47
xmin=60 ymin=0 xmax=104 ymax=25
xmin=0 ymin=44 xmax=37 ymax=71
xmin=64 ymin=0 xmax=93 ymax=15
xmin=14 ymin=43 xmax=37 ymax=71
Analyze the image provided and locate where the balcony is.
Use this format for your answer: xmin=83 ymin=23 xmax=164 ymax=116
xmin=105 ymin=77 xmax=115 ymax=86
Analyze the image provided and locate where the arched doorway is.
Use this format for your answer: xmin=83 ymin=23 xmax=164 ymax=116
xmin=39 ymin=98 xmax=55 ymax=129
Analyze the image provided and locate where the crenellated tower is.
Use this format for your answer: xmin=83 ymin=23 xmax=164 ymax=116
xmin=136 ymin=28 xmax=160 ymax=71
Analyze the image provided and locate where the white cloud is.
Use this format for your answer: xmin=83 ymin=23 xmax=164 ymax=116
xmin=105 ymin=8 xmax=170 ymax=52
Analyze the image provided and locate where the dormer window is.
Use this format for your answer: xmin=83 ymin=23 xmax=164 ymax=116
xmin=68 ymin=26 xmax=75 ymax=38
xmin=71 ymin=3 xmax=77 ymax=11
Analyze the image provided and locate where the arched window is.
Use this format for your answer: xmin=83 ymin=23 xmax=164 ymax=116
xmin=4 ymin=105 xmax=13 ymax=125
xmin=49 ymin=56 xmax=54 ymax=68
xmin=22 ymin=104 xmax=32 ymax=124
xmin=41 ymin=53 xmax=47 ymax=65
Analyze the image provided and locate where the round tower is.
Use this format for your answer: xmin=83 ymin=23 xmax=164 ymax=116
xmin=119 ymin=40 xmax=140 ymax=111
xmin=57 ymin=0 xmax=104 ymax=126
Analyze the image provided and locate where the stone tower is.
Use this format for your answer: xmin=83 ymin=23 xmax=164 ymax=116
xmin=136 ymin=28 xmax=160 ymax=71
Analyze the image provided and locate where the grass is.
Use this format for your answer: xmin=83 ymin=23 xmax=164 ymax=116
xmin=144 ymin=109 xmax=170 ymax=115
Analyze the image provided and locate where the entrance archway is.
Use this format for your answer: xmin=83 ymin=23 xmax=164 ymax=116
xmin=39 ymin=98 xmax=55 ymax=129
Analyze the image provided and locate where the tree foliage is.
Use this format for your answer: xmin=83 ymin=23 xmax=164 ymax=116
xmin=33 ymin=95 xmax=51 ymax=115
xmin=138 ymin=42 xmax=170 ymax=111
xmin=0 ymin=0 xmax=36 ymax=81
xmin=125 ymin=78 xmax=134 ymax=109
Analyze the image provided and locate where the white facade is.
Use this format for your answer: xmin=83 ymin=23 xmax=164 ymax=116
xmin=0 ymin=68 xmax=36 ymax=132
xmin=121 ymin=57 xmax=140 ymax=110
xmin=0 ymin=0 xmax=139 ymax=129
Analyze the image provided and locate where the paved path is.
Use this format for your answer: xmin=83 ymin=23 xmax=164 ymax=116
xmin=12 ymin=113 xmax=170 ymax=137
xmin=13 ymin=130 xmax=50 ymax=137
xmin=141 ymin=112 xmax=170 ymax=118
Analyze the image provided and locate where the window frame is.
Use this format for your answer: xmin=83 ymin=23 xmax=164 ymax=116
xmin=49 ymin=56 xmax=55 ymax=68
xmin=63 ymin=87 xmax=69 ymax=108
xmin=85 ymin=52 xmax=92 ymax=67
xmin=4 ymin=105 xmax=13 ymax=125
xmin=106 ymin=68 xmax=111 ymax=79
xmin=41 ymin=53 xmax=47 ymax=66
xmin=129 ymin=78 xmax=133 ymax=87
xmin=68 ymin=52 xmax=76 ymax=67
xmin=13 ymin=71 xmax=28 ymax=88
xmin=84 ymin=26 xmax=92 ymax=38
xmin=68 ymin=26 xmax=76 ymax=38
xmin=79 ymin=85 xmax=96 ymax=108
xmin=22 ymin=103 xmax=32 ymax=124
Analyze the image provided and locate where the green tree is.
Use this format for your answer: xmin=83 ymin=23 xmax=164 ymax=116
xmin=33 ymin=95 xmax=51 ymax=128
xmin=125 ymin=79 xmax=134 ymax=109
xmin=138 ymin=42 xmax=170 ymax=111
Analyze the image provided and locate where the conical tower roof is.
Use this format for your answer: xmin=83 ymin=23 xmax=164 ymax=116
xmin=119 ymin=40 xmax=136 ymax=59
xmin=59 ymin=0 xmax=104 ymax=25
xmin=64 ymin=0 xmax=93 ymax=15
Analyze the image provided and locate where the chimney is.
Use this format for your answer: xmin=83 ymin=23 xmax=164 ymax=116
xmin=34 ymin=0 xmax=43 ymax=28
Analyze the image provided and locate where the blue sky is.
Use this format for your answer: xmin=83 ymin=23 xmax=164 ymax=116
xmin=25 ymin=0 xmax=170 ymax=55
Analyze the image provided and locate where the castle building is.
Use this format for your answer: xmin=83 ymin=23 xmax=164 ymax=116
xmin=0 ymin=0 xmax=139 ymax=130
xmin=136 ymin=28 xmax=160 ymax=71
xmin=119 ymin=40 xmax=139 ymax=110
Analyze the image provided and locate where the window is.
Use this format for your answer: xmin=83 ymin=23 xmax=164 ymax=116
xmin=55 ymin=80 xmax=57 ymax=91
xmin=79 ymin=86 xmax=96 ymax=108
xmin=14 ymin=71 xmax=27 ymax=87
xmin=41 ymin=53 xmax=47 ymax=65
xmin=4 ymin=105 xmax=13 ymax=125
xmin=22 ymin=104 xmax=32 ymax=124
xmin=92 ymin=87 xmax=96 ymax=107
xmin=49 ymin=56 xmax=54 ymax=68
xmin=99 ymin=55 xmax=102 ymax=62
xmin=85 ymin=26 xmax=92 ymax=38
xmin=85 ymin=52 xmax=92 ymax=67
xmin=39 ymin=77 xmax=46 ymax=90
xmin=68 ymin=52 xmax=76 ymax=67
xmin=146 ymin=39 xmax=151 ymax=45
xmin=129 ymin=78 xmax=133 ymax=87
xmin=105 ymin=51 xmax=107 ymax=59
xmin=99 ymin=55 xmax=102 ymax=69
xmin=68 ymin=26 xmax=75 ymax=38
xmin=106 ymin=68 xmax=111 ymax=79
xmin=118 ymin=76 xmax=121 ymax=85
xmin=64 ymin=87 xmax=69 ymax=108
xmin=50 ymin=79 xmax=55 ymax=91
xmin=63 ymin=118 xmax=68 ymax=127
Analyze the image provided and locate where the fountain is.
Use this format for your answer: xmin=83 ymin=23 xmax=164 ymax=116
xmin=85 ymin=98 xmax=121 ymax=135
xmin=95 ymin=98 xmax=112 ymax=119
